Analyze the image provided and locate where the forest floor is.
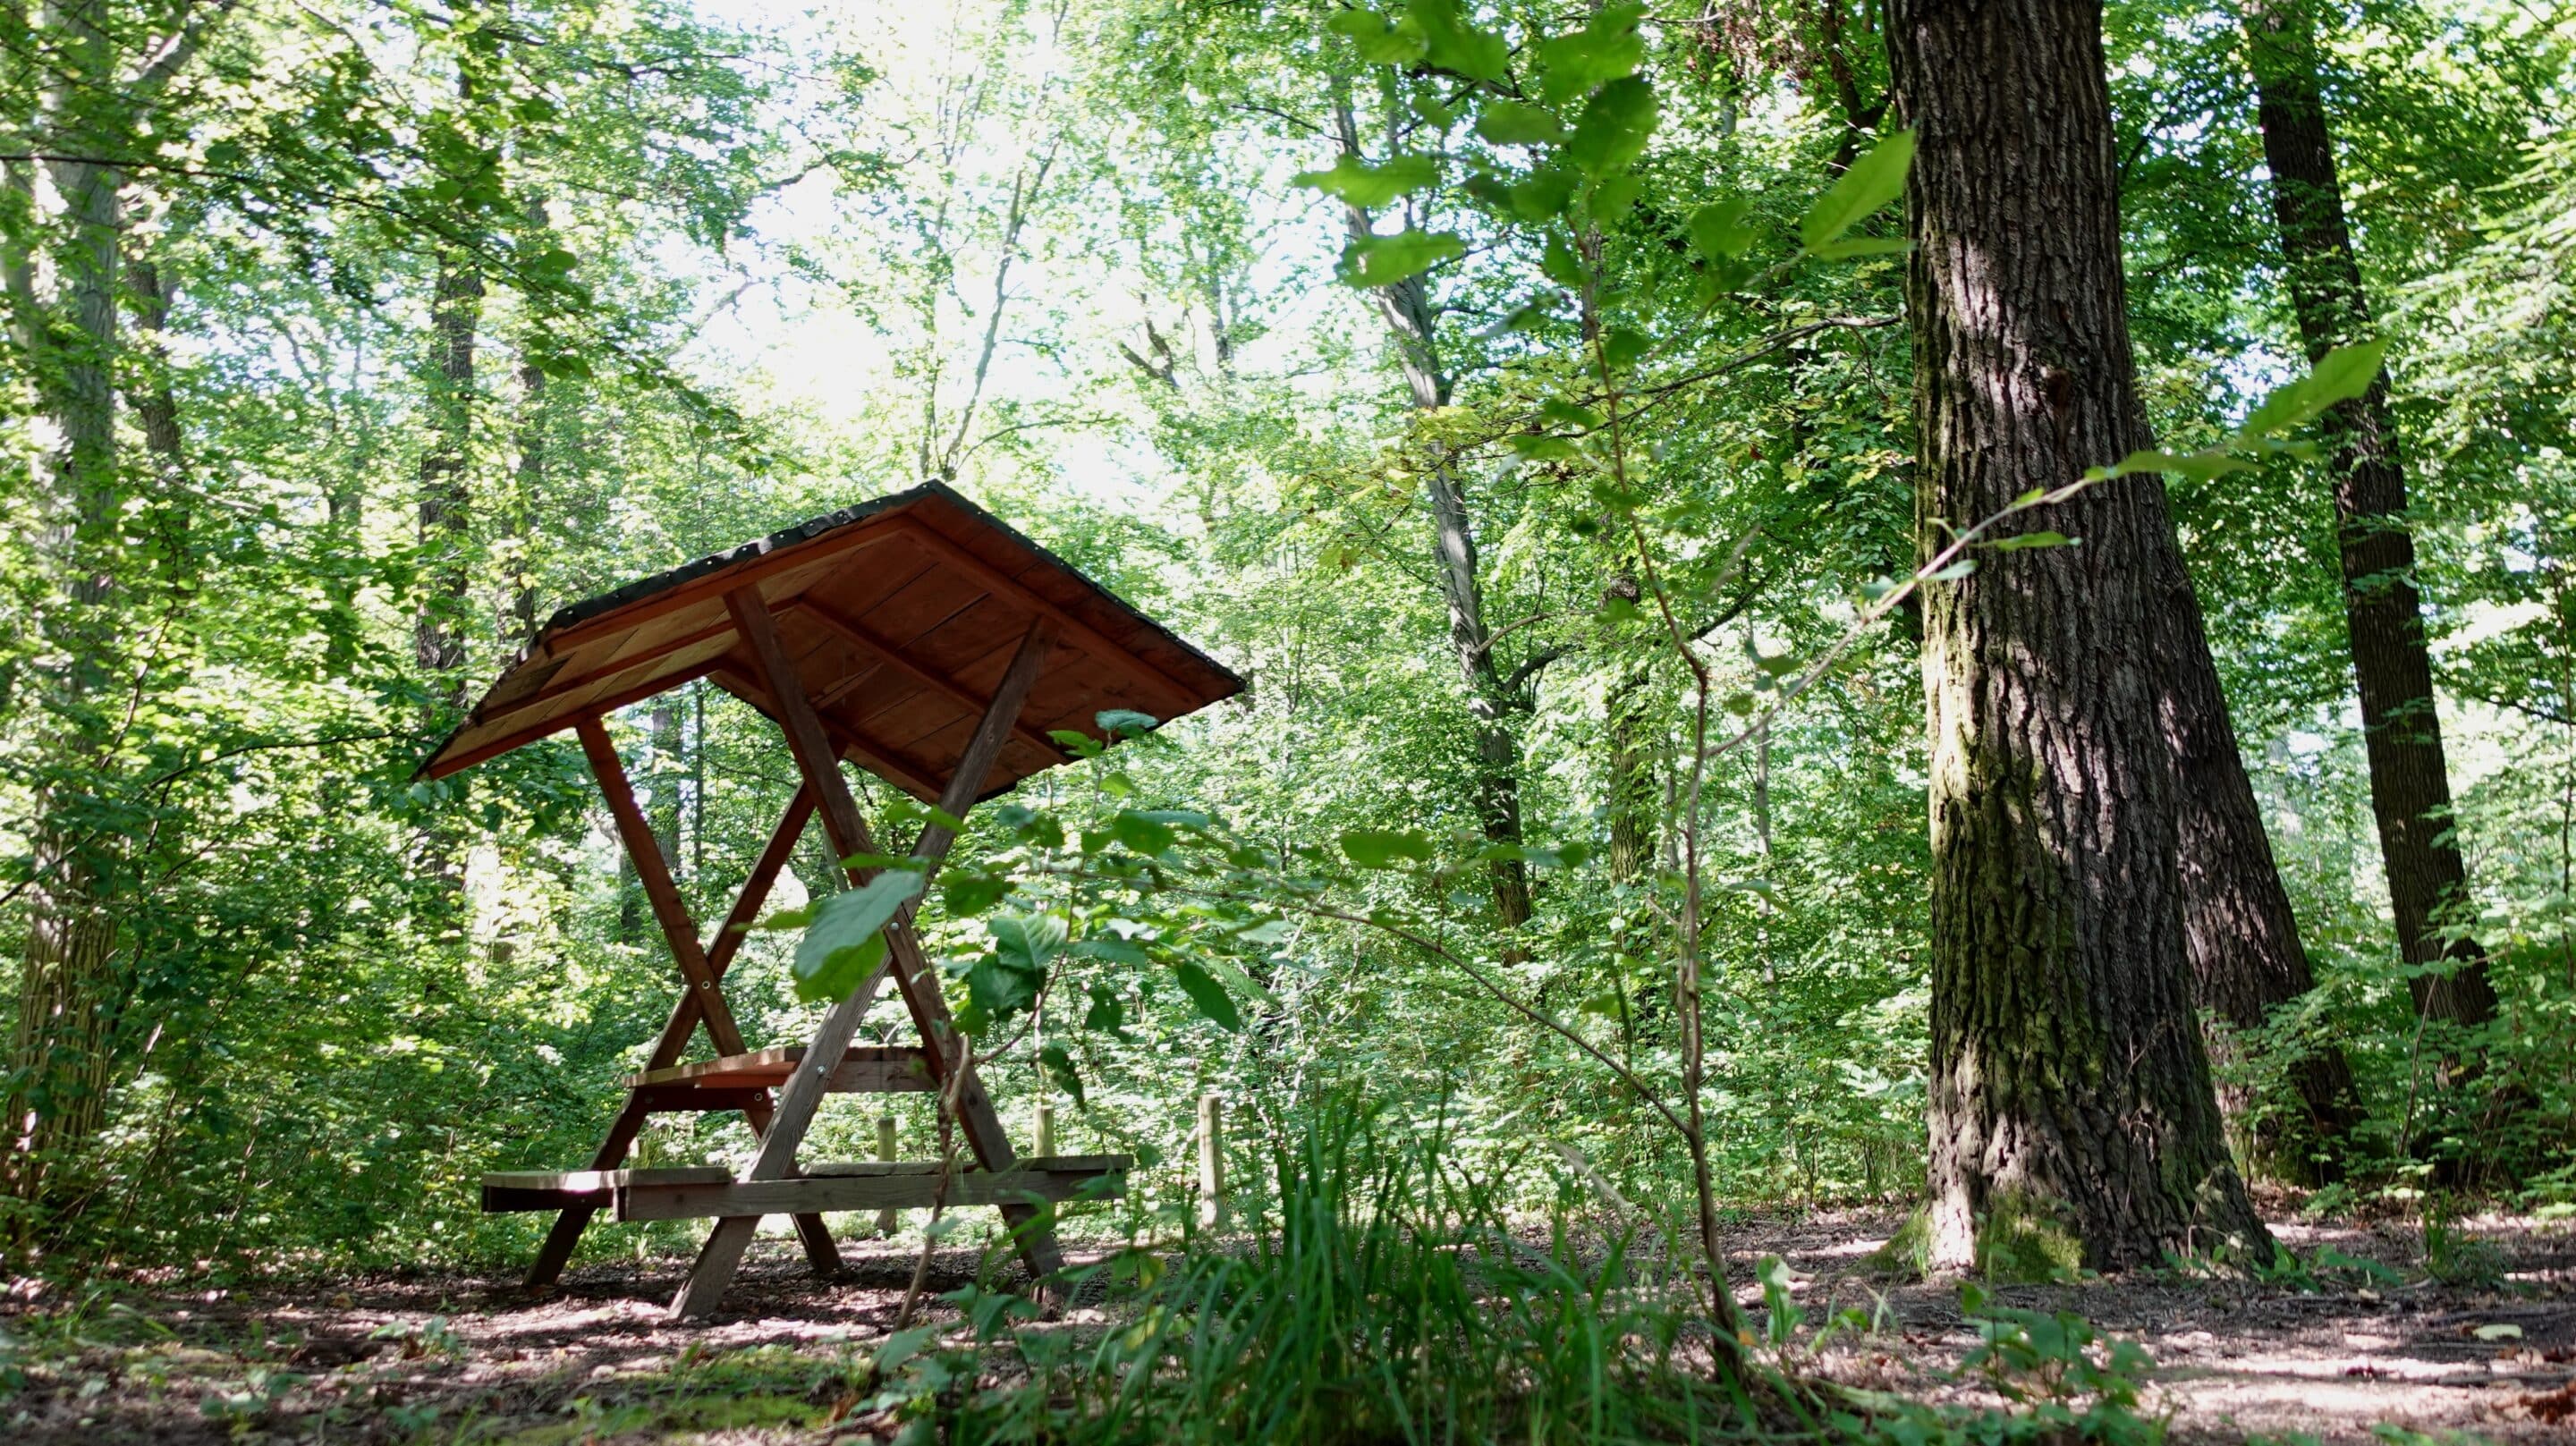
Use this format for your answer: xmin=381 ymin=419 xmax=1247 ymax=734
xmin=2 ymin=1209 xmax=2569 ymax=1444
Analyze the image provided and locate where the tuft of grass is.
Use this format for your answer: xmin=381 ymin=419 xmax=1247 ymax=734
xmin=1865 ymin=1208 xmax=1936 ymax=1281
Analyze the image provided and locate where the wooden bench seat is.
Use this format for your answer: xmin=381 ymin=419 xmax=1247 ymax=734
xmin=623 ymin=1044 xmax=936 ymax=1094
xmin=482 ymin=1155 xmax=1129 ymax=1220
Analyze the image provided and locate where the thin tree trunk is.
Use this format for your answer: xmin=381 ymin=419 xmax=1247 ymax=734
xmin=1329 ymin=99 xmax=1534 ymax=926
xmin=2244 ymin=3 xmax=2496 ymax=1030
xmin=414 ymin=244 xmax=481 ymax=908
xmin=1889 ymin=0 xmax=2270 ymax=1271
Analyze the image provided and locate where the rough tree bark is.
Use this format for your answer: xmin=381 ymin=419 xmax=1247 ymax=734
xmin=2153 ymin=524 xmax=2366 ymax=1172
xmin=2244 ymin=2 xmax=2496 ymax=1030
xmin=1888 ymin=0 xmax=2272 ymax=1270
xmin=1 ymin=1 xmax=231 ymax=1226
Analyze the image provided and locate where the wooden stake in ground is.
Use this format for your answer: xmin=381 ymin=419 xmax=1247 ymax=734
xmin=1198 ymin=1094 xmax=1224 ymax=1232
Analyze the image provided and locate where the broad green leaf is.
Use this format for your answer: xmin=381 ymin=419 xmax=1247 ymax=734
xmin=1799 ymin=130 xmax=1914 ymax=252
xmin=2241 ymin=339 xmax=2387 ymax=438
xmin=1475 ymin=102 xmax=1564 ymax=146
xmin=1508 ymin=167 xmax=1577 ymax=222
xmin=1539 ymin=398 xmax=1604 ymax=429
xmin=1535 ymin=3 xmax=1648 ymax=105
xmin=1562 ymin=76 xmax=1657 ymax=178
xmin=941 ymin=869 xmax=1012 ymax=917
xmin=1072 ymin=937 xmax=1150 ymax=966
xmin=2095 ymin=449 xmax=2255 ymax=483
xmin=1324 ymin=9 xmax=1430 ymax=65
xmin=1293 ymin=153 xmax=1438 ymax=209
xmin=1039 ymin=1042 xmax=1086 ymax=1108
xmin=1807 ymin=236 xmax=1913 ymax=260
xmin=1172 ymin=960 xmax=1243 ymax=1031
xmin=1407 ymin=0 xmax=1507 ymax=80
xmin=1095 ymin=708 xmax=1159 ymax=735
xmin=988 ymin=912 xmax=1065 ymax=976
xmin=1987 ymin=530 xmax=2077 ymax=552
xmin=1540 ymin=232 xmax=1587 ymax=286
xmin=1690 ymin=198 xmax=1758 ymax=259
xmin=1509 ymin=434 xmax=1580 ymax=461
xmin=1338 ymin=229 xmax=1465 ymax=288
xmin=1924 ymin=558 xmax=1977 ymax=582
xmin=792 ymin=869 xmax=925 ymax=1002
xmin=1110 ymin=808 xmax=1176 ymax=855
xmin=963 ymin=956 xmax=1037 ymax=1027
xmin=1342 ymin=827 xmax=1436 ymax=867
xmin=1083 ymin=981 xmax=1131 ymax=1041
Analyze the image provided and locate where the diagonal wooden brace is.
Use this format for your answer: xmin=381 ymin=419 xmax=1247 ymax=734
xmin=667 ymin=589 xmax=1057 ymax=1321
xmin=538 ymin=735 xmax=839 ymax=1287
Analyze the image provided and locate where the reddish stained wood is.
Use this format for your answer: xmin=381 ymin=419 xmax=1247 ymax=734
xmin=538 ymin=526 xmax=902 ymax=657
xmin=521 ymin=772 xmax=836 ymax=1289
xmin=895 ymin=520 xmax=1201 ymax=716
xmin=473 ymin=615 xmax=741 ymax=731
xmin=708 ymin=664 xmax=949 ymax=801
xmin=578 ymin=718 xmax=750 ymax=1059
xmin=795 ymin=598 xmax=1068 ymax=763
xmin=428 ymin=657 xmax=727 ymax=780
xmin=670 ymin=595 xmax=1063 ymax=1319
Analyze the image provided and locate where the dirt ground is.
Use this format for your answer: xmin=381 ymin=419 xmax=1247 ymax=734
xmin=2 ymin=1212 xmax=2569 ymax=1444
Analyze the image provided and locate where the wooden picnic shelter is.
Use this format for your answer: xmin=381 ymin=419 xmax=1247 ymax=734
xmin=419 ymin=480 xmax=1244 ymax=1319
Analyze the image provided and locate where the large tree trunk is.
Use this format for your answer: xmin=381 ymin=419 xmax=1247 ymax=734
xmin=2155 ymin=537 xmax=2366 ymax=1174
xmin=1889 ymin=0 xmax=2270 ymax=1271
xmin=2245 ymin=4 xmax=2496 ymax=1030
xmin=413 ymin=246 xmax=481 ymax=907
xmin=4 ymin=12 xmax=130 ymax=1224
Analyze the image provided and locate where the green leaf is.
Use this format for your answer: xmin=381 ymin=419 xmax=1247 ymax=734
xmin=2094 ymin=449 xmax=2255 ymax=483
xmin=1540 ymin=232 xmax=1587 ymax=286
xmin=1097 ymin=708 xmax=1159 ymax=737
xmin=1072 ymin=938 xmax=1150 ymax=966
xmin=1407 ymin=0 xmax=1507 ymax=80
xmin=1601 ymin=327 xmax=1649 ymax=369
xmin=1987 ymin=530 xmax=2077 ymax=552
xmin=1293 ymin=153 xmax=1438 ymax=209
xmin=1799 ymin=130 xmax=1914 ymax=253
xmin=1508 ymin=167 xmax=1577 ymax=222
xmin=1561 ymin=76 xmax=1657 ymax=178
xmin=988 ymin=912 xmax=1065 ymax=976
xmin=1690 ymin=199 xmax=1758 ymax=260
xmin=941 ymin=869 xmax=1012 ymax=917
xmin=1342 ymin=828 xmax=1436 ymax=868
xmin=1535 ymin=3 xmax=1647 ymax=105
xmin=1924 ymin=558 xmax=1977 ymax=582
xmin=2241 ymin=339 xmax=2388 ymax=438
xmin=1807 ymin=236 xmax=1913 ymax=260
xmin=792 ymin=870 xmax=925 ymax=1003
xmin=1172 ymin=960 xmax=1243 ymax=1031
xmin=1475 ymin=102 xmax=1564 ymax=146
xmin=1337 ymin=229 xmax=1466 ymax=288
xmin=1324 ymin=9 xmax=1430 ymax=65
xmin=1110 ymin=808 xmax=1176 ymax=855
xmin=963 ymin=956 xmax=1037 ymax=1027
xmin=1083 ymin=981 xmax=1131 ymax=1041
xmin=1039 ymin=1043 xmax=1086 ymax=1109
xmin=1539 ymin=398 xmax=1604 ymax=429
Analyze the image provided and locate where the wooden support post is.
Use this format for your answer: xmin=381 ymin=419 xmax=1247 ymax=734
xmin=1036 ymin=1102 xmax=1055 ymax=1161
xmin=875 ymin=1116 xmax=900 ymax=1237
xmin=524 ymin=767 xmax=836 ymax=1290
xmin=1198 ymin=1094 xmax=1224 ymax=1232
xmin=669 ymin=589 xmax=1058 ymax=1320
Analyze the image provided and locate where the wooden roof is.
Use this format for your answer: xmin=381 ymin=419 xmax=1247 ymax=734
xmin=419 ymin=481 xmax=1244 ymax=800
